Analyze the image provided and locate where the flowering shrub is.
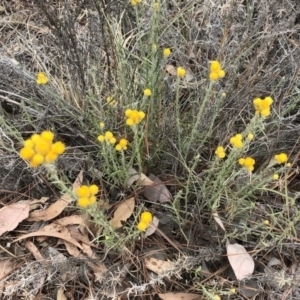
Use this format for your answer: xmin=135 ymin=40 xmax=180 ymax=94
xmin=77 ymin=184 xmax=99 ymax=207
xmin=125 ymin=109 xmax=145 ymax=126
xmin=238 ymin=157 xmax=255 ymax=172
xmin=230 ymin=134 xmax=243 ymax=148
xmin=19 ymin=131 xmax=65 ymax=167
xmin=209 ymin=61 xmax=225 ymax=81
xmin=137 ymin=211 xmax=153 ymax=231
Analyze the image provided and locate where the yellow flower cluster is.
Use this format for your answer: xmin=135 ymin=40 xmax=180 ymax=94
xmin=137 ymin=211 xmax=153 ymax=231
xmin=77 ymin=185 xmax=99 ymax=207
xmin=115 ymin=138 xmax=128 ymax=151
xmin=131 ymin=0 xmax=141 ymax=6
xmin=36 ymin=72 xmax=48 ymax=85
xmin=19 ymin=131 xmax=65 ymax=167
xmin=253 ymin=97 xmax=273 ymax=117
xmin=177 ymin=67 xmax=186 ymax=78
xmin=230 ymin=134 xmax=243 ymax=148
xmin=209 ymin=61 xmax=225 ymax=81
xmin=238 ymin=157 xmax=255 ymax=172
xmin=97 ymin=131 xmax=116 ymax=144
xmin=106 ymin=96 xmax=116 ymax=106
xmin=215 ymin=146 xmax=226 ymax=159
xmin=274 ymin=153 xmax=288 ymax=164
xmin=125 ymin=109 xmax=145 ymax=126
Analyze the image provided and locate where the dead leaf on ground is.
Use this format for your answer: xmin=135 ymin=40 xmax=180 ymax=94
xmin=128 ymin=168 xmax=171 ymax=203
xmin=14 ymin=230 xmax=83 ymax=249
xmin=27 ymin=171 xmax=83 ymax=222
xmin=213 ymin=212 xmax=226 ymax=231
xmin=158 ymin=292 xmax=201 ymax=300
xmin=143 ymin=174 xmax=171 ymax=203
xmin=0 ymin=201 xmax=29 ymax=236
xmin=0 ymin=259 xmax=17 ymax=281
xmin=145 ymin=216 xmax=159 ymax=237
xmin=25 ymin=240 xmax=46 ymax=263
xmin=145 ymin=257 xmax=173 ymax=275
xmin=110 ymin=197 xmax=135 ymax=228
xmin=227 ymin=243 xmax=255 ymax=280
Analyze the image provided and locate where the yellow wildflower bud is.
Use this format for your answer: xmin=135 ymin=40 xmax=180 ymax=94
xmin=105 ymin=131 xmax=114 ymax=141
xmin=210 ymin=61 xmax=221 ymax=72
xmin=20 ymin=147 xmax=35 ymax=160
xmin=137 ymin=222 xmax=148 ymax=231
xmin=177 ymin=67 xmax=186 ymax=78
xmin=119 ymin=138 xmax=128 ymax=147
xmin=144 ymin=88 xmax=152 ymax=96
xmin=51 ymin=142 xmax=65 ymax=155
xmin=77 ymin=197 xmax=90 ymax=207
xmin=89 ymin=196 xmax=97 ymax=205
xmin=209 ymin=72 xmax=219 ymax=81
xmin=273 ymin=174 xmax=279 ymax=180
xmin=35 ymin=139 xmax=51 ymax=155
xmin=125 ymin=109 xmax=132 ymax=117
xmin=264 ymin=220 xmax=270 ymax=225
xmin=214 ymin=295 xmax=221 ymax=300
xmin=163 ymin=48 xmax=171 ymax=58
xmin=30 ymin=154 xmax=44 ymax=167
xmin=99 ymin=122 xmax=105 ymax=128
xmin=218 ymin=69 xmax=225 ymax=78
xmin=109 ymin=137 xmax=116 ymax=144
xmin=89 ymin=185 xmax=99 ymax=195
xmin=153 ymin=2 xmax=159 ymax=11
xmin=41 ymin=131 xmax=54 ymax=142
xmin=230 ymin=288 xmax=236 ymax=294
xmin=77 ymin=185 xmax=90 ymax=197
xmin=140 ymin=211 xmax=153 ymax=224
xmin=97 ymin=135 xmax=104 ymax=142
xmin=45 ymin=151 xmax=58 ymax=163
xmin=247 ymin=133 xmax=254 ymax=140
xmin=274 ymin=153 xmax=288 ymax=164
xmin=126 ymin=118 xmax=135 ymax=126
xmin=115 ymin=144 xmax=122 ymax=151
xmin=31 ymin=134 xmax=41 ymax=144
xmin=24 ymin=139 xmax=34 ymax=148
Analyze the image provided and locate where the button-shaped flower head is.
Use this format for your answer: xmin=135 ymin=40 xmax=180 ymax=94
xmin=137 ymin=211 xmax=153 ymax=231
xmin=215 ymin=146 xmax=226 ymax=159
xmin=125 ymin=109 xmax=145 ymax=126
xmin=209 ymin=61 xmax=225 ymax=81
xmin=274 ymin=153 xmax=288 ymax=164
xmin=230 ymin=134 xmax=243 ymax=148
xmin=77 ymin=184 xmax=99 ymax=207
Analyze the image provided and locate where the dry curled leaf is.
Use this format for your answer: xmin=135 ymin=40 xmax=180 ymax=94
xmin=145 ymin=257 xmax=173 ymax=275
xmin=27 ymin=171 xmax=83 ymax=222
xmin=158 ymin=293 xmax=201 ymax=300
xmin=110 ymin=197 xmax=135 ymax=228
xmin=145 ymin=216 xmax=159 ymax=237
xmin=213 ymin=212 xmax=225 ymax=231
xmin=227 ymin=243 xmax=255 ymax=280
xmin=0 ymin=201 xmax=29 ymax=236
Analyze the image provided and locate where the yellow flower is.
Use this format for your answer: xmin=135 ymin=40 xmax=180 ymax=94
xmin=247 ymin=133 xmax=254 ymax=141
xmin=140 ymin=211 xmax=153 ymax=224
xmin=239 ymin=157 xmax=255 ymax=172
xmin=99 ymin=122 xmax=105 ymax=128
xmin=163 ymin=48 xmax=171 ymax=58
xmin=104 ymin=131 xmax=114 ymax=142
xmin=106 ymin=96 xmax=116 ymax=106
xmin=51 ymin=142 xmax=65 ymax=154
xmin=153 ymin=2 xmax=159 ymax=11
xmin=35 ymin=139 xmax=52 ymax=155
xmin=177 ymin=67 xmax=186 ymax=78
xmin=210 ymin=61 xmax=221 ymax=72
xmin=230 ymin=288 xmax=236 ymax=294
xmin=30 ymin=154 xmax=44 ymax=168
xmin=264 ymin=220 xmax=270 ymax=225
xmin=137 ymin=222 xmax=148 ymax=231
xmin=274 ymin=153 xmax=288 ymax=164
xmin=97 ymin=135 xmax=104 ymax=142
xmin=230 ymin=134 xmax=243 ymax=148
xmin=125 ymin=109 xmax=145 ymax=126
xmin=41 ymin=131 xmax=54 ymax=142
xmin=109 ymin=137 xmax=116 ymax=144
xmin=209 ymin=72 xmax=219 ymax=81
xmin=20 ymin=147 xmax=35 ymax=160
xmin=144 ymin=88 xmax=152 ymax=96
xmin=77 ymin=185 xmax=90 ymax=197
xmin=77 ymin=197 xmax=90 ymax=207
xmin=273 ymin=174 xmax=279 ymax=180
xmin=89 ymin=184 xmax=99 ymax=195
xmin=36 ymin=72 xmax=48 ymax=85
xmin=214 ymin=295 xmax=221 ymax=300
xmin=45 ymin=151 xmax=58 ymax=163
xmin=131 ymin=0 xmax=141 ymax=6
xmin=215 ymin=146 xmax=226 ymax=159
